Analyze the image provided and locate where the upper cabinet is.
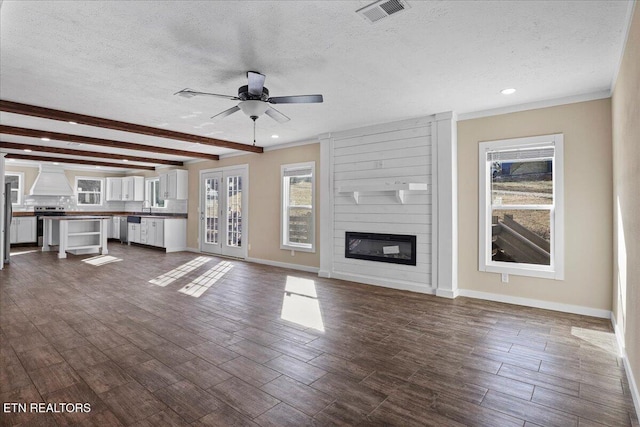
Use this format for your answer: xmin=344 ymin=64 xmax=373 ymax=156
xmin=107 ymin=176 xmax=143 ymax=201
xmin=159 ymin=170 xmax=188 ymax=200
xmin=106 ymin=177 xmax=122 ymax=201
xmin=122 ymin=176 xmax=144 ymax=201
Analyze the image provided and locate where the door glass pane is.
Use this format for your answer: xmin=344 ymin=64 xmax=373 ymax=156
xmin=205 ymin=178 xmax=219 ymax=244
xmin=491 ymin=160 xmax=553 ymax=205
xmin=491 ymin=209 xmax=551 ymax=265
xmin=227 ymin=176 xmax=242 ymax=247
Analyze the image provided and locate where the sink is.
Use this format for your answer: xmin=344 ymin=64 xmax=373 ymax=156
xmin=127 ymin=216 xmax=141 ymax=223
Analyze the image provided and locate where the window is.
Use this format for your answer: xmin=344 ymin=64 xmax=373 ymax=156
xmin=76 ymin=177 xmax=103 ymax=206
xmin=146 ymin=178 xmax=165 ymax=208
xmin=5 ymin=172 xmax=24 ymax=206
xmin=281 ymin=162 xmax=315 ymax=252
xmin=478 ymin=134 xmax=564 ymax=280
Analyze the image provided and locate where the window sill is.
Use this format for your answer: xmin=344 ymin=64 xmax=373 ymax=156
xmin=281 ymin=244 xmax=315 ymax=253
xmin=482 ymin=263 xmax=563 ymax=280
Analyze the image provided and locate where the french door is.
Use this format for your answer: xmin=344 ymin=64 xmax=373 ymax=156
xmin=200 ymin=166 xmax=248 ymax=258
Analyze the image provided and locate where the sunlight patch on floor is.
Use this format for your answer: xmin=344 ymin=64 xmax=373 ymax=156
xmin=149 ymin=256 xmax=211 ymax=287
xmin=280 ymin=276 xmax=324 ymax=331
xmin=10 ymin=249 xmax=40 ymax=256
xmin=178 ymin=260 xmax=233 ymax=297
xmin=571 ymin=327 xmax=620 ymax=355
xmin=82 ymin=255 xmax=122 ymax=266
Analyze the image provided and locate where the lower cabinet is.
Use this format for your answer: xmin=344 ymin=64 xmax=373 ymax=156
xmin=140 ymin=218 xmax=164 ymax=247
xmin=128 ymin=223 xmax=141 ymax=244
xmin=110 ymin=216 xmax=121 ymax=240
xmin=10 ymin=217 xmax=37 ymax=244
xmin=129 ymin=218 xmax=185 ymax=252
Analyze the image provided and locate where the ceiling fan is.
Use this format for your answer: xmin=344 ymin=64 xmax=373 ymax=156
xmin=175 ymin=71 xmax=323 ymax=143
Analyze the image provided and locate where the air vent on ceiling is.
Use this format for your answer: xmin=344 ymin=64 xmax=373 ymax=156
xmin=356 ymin=0 xmax=411 ymax=24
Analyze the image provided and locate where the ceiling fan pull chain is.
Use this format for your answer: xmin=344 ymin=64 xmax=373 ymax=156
xmin=253 ymin=119 xmax=256 ymax=145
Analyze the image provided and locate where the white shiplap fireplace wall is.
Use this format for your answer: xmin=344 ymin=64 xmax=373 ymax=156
xmin=319 ymin=112 xmax=458 ymax=297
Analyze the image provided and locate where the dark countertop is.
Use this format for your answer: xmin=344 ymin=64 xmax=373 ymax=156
xmin=13 ymin=211 xmax=187 ymax=218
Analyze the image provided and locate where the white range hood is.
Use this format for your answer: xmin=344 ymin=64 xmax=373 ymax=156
xmin=29 ymin=165 xmax=74 ymax=196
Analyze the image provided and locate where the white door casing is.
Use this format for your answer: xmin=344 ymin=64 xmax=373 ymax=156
xmin=199 ymin=165 xmax=248 ymax=258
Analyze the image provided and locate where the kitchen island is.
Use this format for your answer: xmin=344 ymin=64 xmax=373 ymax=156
xmin=42 ymin=216 xmax=110 ymax=259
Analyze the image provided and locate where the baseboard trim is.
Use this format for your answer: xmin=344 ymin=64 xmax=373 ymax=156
xmin=318 ymin=270 xmax=332 ymax=278
xmin=435 ymin=288 xmax=460 ymax=299
xmin=245 ymin=257 xmax=319 ymax=274
xmin=182 ymin=250 xmax=319 ymax=273
xmin=611 ymin=315 xmax=640 ymax=419
xmin=457 ymin=289 xmax=611 ymax=319
xmin=331 ymin=271 xmax=435 ymax=295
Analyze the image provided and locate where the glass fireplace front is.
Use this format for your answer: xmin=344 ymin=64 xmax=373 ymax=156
xmin=345 ymin=232 xmax=417 ymax=266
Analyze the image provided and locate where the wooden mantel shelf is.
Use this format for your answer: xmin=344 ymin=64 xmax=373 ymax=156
xmin=337 ymin=182 xmax=428 ymax=204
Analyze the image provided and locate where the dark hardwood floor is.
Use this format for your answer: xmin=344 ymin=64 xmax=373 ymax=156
xmin=1 ymin=244 xmax=637 ymax=426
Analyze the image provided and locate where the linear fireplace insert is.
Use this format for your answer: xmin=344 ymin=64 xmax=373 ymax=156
xmin=345 ymin=232 xmax=417 ymax=266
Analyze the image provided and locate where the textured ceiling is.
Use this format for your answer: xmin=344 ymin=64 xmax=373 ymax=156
xmin=0 ymin=0 xmax=632 ymax=169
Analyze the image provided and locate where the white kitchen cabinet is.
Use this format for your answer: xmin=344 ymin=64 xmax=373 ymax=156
xmin=130 ymin=217 xmax=185 ymax=252
xmin=122 ymin=176 xmax=144 ymax=201
xmin=153 ymin=219 xmax=165 ymax=247
xmin=128 ymin=223 xmax=141 ymax=243
xmin=10 ymin=217 xmax=37 ymax=244
xmin=41 ymin=217 xmax=109 ymax=258
xmin=159 ymin=170 xmax=188 ymax=200
xmin=106 ymin=178 xmax=123 ymax=201
xmin=141 ymin=218 xmax=164 ymax=247
xmin=110 ymin=216 xmax=121 ymax=239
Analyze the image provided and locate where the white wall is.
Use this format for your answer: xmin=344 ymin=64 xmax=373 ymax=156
xmin=322 ymin=117 xmax=433 ymax=293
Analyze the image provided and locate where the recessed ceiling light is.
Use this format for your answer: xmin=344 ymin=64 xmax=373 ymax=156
xmin=123 ymin=159 xmax=129 ymax=162
xmin=96 ymin=166 xmax=101 ymax=169
xmin=41 ymin=137 xmax=50 ymax=141
xmin=500 ymin=88 xmax=516 ymax=95
xmin=53 ymin=162 xmax=60 ymax=165
xmin=8 ymin=159 xmax=15 ymax=162
xmin=271 ymin=134 xmax=279 ymax=139
xmin=68 ymin=121 xmax=77 ymax=125
xmin=23 ymin=149 xmax=32 ymax=152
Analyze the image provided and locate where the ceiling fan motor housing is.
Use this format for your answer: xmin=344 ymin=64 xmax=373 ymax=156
xmin=238 ymin=85 xmax=270 ymax=101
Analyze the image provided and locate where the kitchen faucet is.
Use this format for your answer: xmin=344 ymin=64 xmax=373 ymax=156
xmin=142 ymin=200 xmax=152 ymax=215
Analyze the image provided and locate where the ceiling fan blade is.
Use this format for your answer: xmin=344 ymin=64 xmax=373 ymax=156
xmin=175 ymin=88 xmax=238 ymax=100
xmin=247 ymin=71 xmax=266 ymax=96
xmin=268 ymin=94 xmax=323 ymax=104
xmin=211 ymin=105 xmax=240 ymax=120
xmin=265 ymin=106 xmax=290 ymax=123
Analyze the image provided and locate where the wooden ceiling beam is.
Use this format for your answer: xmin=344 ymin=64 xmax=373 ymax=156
xmin=0 ymin=125 xmax=219 ymax=161
xmin=0 ymin=99 xmax=263 ymax=153
xmin=5 ymin=153 xmax=156 ymax=171
xmin=0 ymin=141 xmax=184 ymax=166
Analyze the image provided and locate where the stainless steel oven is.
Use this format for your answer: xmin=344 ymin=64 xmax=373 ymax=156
xmin=35 ymin=206 xmax=66 ymax=246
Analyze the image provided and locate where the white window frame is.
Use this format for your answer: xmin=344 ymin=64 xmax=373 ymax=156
xmin=145 ymin=178 xmax=166 ymax=208
xmin=5 ymin=172 xmax=24 ymax=206
xmin=75 ymin=177 xmax=104 ymax=206
xmin=478 ymin=134 xmax=564 ymax=280
xmin=281 ymin=161 xmax=315 ymax=253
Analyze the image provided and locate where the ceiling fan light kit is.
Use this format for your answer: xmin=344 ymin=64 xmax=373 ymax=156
xmin=238 ymin=100 xmax=268 ymax=120
xmin=176 ymin=71 xmax=323 ymax=143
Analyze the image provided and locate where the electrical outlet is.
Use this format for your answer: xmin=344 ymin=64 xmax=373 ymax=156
xmin=501 ymin=273 xmax=509 ymax=283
